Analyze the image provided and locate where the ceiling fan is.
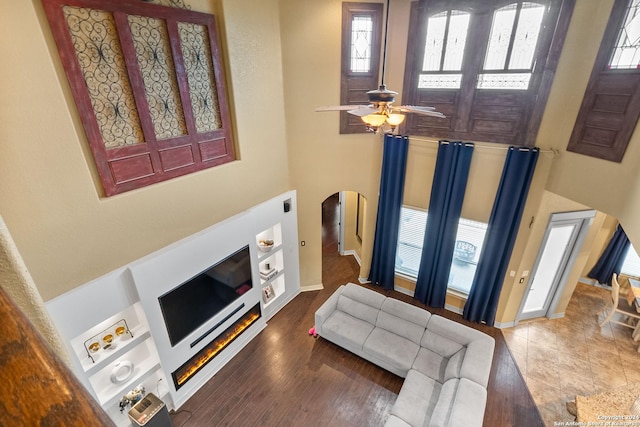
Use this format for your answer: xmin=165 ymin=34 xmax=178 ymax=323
xmin=316 ymin=0 xmax=445 ymax=133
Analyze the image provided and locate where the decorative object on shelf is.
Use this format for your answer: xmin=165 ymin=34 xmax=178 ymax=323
xmin=118 ymin=384 xmax=146 ymax=413
xmin=83 ymin=319 xmax=133 ymax=363
xmin=260 ymin=264 xmax=278 ymax=281
xmin=102 ymin=333 xmax=115 ymax=350
xmin=262 ymin=284 xmax=275 ymax=304
xmin=110 ymin=360 xmax=135 ymax=385
xmin=258 ymin=239 xmax=274 ymax=252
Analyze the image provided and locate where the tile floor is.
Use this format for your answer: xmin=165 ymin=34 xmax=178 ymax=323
xmin=502 ymin=282 xmax=640 ymax=426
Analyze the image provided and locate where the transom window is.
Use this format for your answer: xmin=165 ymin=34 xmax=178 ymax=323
xmin=609 ymin=0 xmax=640 ymax=69
xmin=350 ymin=15 xmax=374 ymax=72
xmin=479 ymin=2 xmax=546 ymax=90
xmin=395 ymin=206 xmax=488 ymax=294
xmin=419 ymin=10 xmax=470 ymax=89
xmin=339 ymin=3 xmax=383 ymax=134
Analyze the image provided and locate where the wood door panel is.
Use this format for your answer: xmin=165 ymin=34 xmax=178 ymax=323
xmin=109 ymin=153 xmax=155 ymax=184
xmin=592 ymin=93 xmax=632 ymax=114
xmin=198 ymin=138 xmax=229 ymax=162
xmin=471 ymin=119 xmax=517 ymax=134
xmin=159 ymin=145 xmax=195 ymax=172
xmin=580 ymin=126 xmax=618 ymax=148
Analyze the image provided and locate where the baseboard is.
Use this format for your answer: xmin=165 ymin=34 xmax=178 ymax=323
xmin=579 ymin=277 xmax=598 ymax=286
xmin=300 ymin=284 xmax=324 ymax=292
xmin=444 ymin=304 xmax=463 ymax=315
xmin=579 ymin=277 xmax=611 ymax=289
xmin=394 ymin=286 xmax=414 ymax=297
xmin=494 ymin=321 xmax=516 ymax=329
xmin=547 ymin=312 xmax=565 ymax=320
xmin=343 ymin=250 xmax=362 ymax=266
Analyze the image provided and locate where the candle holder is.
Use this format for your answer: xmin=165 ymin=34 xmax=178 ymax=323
xmin=83 ymin=319 xmax=133 ymax=363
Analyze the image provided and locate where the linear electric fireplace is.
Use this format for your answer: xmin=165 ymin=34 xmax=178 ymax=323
xmin=171 ymin=303 xmax=261 ymax=390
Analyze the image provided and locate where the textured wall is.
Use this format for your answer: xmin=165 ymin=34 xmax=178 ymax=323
xmin=0 ymin=216 xmax=69 ymax=364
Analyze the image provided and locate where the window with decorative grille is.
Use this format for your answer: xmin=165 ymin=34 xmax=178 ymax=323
xmin=42 ymin=0 xmax=235 ymax=196
xmin=567 ymin=0 xmax=640 ymax=163
xmin=340 ymin=2 xmax=383 ymax=134
xmin=403 ymin=0 xmax=574 ymax=146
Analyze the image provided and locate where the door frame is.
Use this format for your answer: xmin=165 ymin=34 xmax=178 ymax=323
xmin=515 ymin=210 xmax=596 ymax=323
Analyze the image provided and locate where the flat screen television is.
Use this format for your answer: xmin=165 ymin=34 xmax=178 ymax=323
xmin=158 ymin=245 xmax=253 ymax=347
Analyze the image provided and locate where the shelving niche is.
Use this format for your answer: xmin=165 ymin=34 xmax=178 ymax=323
xmin=256 ymin=224 xmax=286 ymax=309
xmin=67 ymin=302 xmax=167 ymax=426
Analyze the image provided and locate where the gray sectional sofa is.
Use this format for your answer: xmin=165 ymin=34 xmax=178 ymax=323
xmin=314 ymin=283 xmax=495 ymax=427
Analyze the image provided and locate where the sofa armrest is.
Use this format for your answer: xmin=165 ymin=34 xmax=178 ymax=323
xmin=459 ymin=338 xmax=495 ymax=388
xmin=315 ymin=284 xmax=346 ymax=336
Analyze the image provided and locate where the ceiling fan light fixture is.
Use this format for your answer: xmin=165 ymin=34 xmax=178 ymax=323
xmin=362 ymin=113 xmax=387 ymax=128
xmin=386 ymin=113 xmax=405 ymax=127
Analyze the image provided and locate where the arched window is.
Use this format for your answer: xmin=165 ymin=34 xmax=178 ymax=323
xmin=419 ymin=10 xmax=471 ymax=89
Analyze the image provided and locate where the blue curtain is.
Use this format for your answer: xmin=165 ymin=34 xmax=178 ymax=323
xmin=414 ymin=141 xmax=474 ymax=307
xmin=368 ymin=134 xmax=409 ymax=291
xmin=463 ymin=147 xmax=539 ymax=326
xmin=588 ymin=224 xmax=630 ymax=285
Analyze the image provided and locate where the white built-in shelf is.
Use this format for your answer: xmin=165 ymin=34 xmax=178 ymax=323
xmin=256 ymin=243 xmax=282 ymax=260
xmin=82 ymin=328 xmax=151 ymax=376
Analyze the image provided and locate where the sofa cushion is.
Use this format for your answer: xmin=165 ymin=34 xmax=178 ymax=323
xmin=459 ymin=339 xmax=494 ymax=388
xmin=364 ymin=328 xmax=420 ymax=374
xmin=322 ymin=310 xmax=375 ymax=350
xmin=411 ymin=347 xmax=448 ymax=383
xmin=385 ymin=415 xmax=412 ymax=427
xmin=337 ymin=294 xmax=380 ymax=325
xmin=428 ymin=378 xmax=487 ymax=427
xmin=443 ymin=348 xmax=466 ymax=382
xmin=390 ymin=370 xmax=441 ymax=427
xmin=376 ymin=311 xmax=426 ymax=345
xmin=427 ymin=315 xmax=490 ymax=346
xmin=380 ymin=298 xmax=431 ymax=329
xmin=342 ymin=282 xmax=386 ymax=308
xmin=421 ymin=330 xmax=464 ymax=358
xmin=426 ymin=378 xmax=459 ymax=427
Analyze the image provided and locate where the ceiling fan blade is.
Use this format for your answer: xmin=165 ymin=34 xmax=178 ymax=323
xmin=346 ymin=106 xmax=378 ymax=117
xmin=394 ymin=105 xmax=446 ymax=118
xmin=315 ymin=105 xmax=370 ymax=112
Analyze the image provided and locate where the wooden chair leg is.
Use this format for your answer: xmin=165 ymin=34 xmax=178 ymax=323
xmin=599 ymin=307 xmax=615 ymax=327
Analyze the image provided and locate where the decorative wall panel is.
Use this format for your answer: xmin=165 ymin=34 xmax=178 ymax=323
xmin=42 ymin=0 xmax=235 ymax=196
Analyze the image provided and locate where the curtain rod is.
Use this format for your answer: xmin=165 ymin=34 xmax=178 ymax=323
xmin=408 ymin=136 xmax=558 ymax=155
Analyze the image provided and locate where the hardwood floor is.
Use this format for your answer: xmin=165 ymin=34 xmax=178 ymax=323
xmin=170 ymin=193 xmax=543 ymax=426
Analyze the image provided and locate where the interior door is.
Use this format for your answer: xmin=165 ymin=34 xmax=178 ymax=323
xmin=518 ymin=211 xmax=595 ymax=321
